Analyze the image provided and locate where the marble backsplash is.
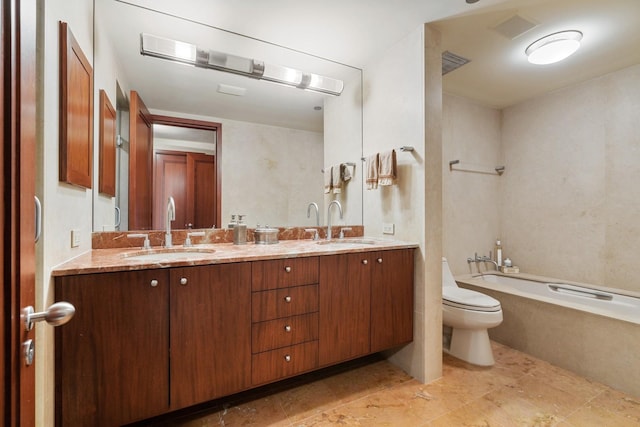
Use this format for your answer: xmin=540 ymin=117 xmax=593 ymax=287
xmin=92 ymin=225 xmax=364 ymax=249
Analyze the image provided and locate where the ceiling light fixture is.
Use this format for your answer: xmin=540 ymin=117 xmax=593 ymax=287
xmin=140 ymin=33 xmax=344 ymax=96
xmin=525 ymin=30 xmax=582 ymax=65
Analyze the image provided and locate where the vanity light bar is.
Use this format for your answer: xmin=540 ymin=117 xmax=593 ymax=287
xmin=140 ymin=33 xmax=344 ymax=96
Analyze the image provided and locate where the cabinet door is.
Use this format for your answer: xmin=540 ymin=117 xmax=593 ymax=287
xmin=319 ymin=253 xmax=371 ymax=366
xmin=56 ymin=269 xmax=169 ymax=427
xmin=370 ymin=249 xmax=414 ymax=352
xmin=170 ymin=263 xmax=251 ymax=409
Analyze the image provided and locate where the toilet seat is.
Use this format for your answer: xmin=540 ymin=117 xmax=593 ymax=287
xmin=443 ymin=287 xmax=501 ymax=312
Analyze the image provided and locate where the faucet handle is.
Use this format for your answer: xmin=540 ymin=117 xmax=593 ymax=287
xmin=304 ymin=228 xmax=319 ymax=241
xmin=339 ymin=227 xmax=352 ymax=239
xmin=128 ymin=233 xmax=151 ymax=249
xmin=184 ymin=231 xmax=205 ymax=247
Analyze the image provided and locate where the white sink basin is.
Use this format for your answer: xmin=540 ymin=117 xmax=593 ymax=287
xmin=123 ymin=248 xmax=215 ymax=262
xmin=316 ymin=239 xmax=378 ymax=246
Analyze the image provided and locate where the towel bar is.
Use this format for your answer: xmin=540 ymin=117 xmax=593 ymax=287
xmin=360 ymin=146 xmax=414 ymax=161
xmin=449 ymin=160 xmax=505 ymax=176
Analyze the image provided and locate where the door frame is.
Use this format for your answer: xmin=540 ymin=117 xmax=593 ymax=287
xmin=2 ymin=0 xmax=37 ymax=425
xmin=151 ymin=114 xmax=222 ymax=229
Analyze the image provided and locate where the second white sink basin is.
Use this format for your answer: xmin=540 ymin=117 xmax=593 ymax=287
xmin=123 ymin=247 xmax=215 ymax=262
xmin=316 ymin=239 xmax=378 ymax=246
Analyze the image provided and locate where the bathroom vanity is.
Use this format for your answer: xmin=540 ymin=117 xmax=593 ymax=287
xmin=52 ymin=239 xmax=415 ymax=426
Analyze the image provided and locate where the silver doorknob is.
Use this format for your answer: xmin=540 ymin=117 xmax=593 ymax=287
xmin=23 ymin=301 xmax=75 ymax=331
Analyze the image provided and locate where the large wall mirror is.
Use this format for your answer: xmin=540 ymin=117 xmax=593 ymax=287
xmin=92 ymin=0 xmax=363 ymax=232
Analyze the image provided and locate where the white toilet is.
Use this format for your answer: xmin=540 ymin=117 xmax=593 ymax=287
xmin=442 ymin=257 xmax=503 ymax=366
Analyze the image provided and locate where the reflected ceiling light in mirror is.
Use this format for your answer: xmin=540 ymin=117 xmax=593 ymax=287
xmin=525 ymin=30 xmax=583 ymax=65
xmin=140 ymin=33 xmax=343 ymax=95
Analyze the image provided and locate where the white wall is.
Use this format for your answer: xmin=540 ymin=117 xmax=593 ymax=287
xmin=362 ymin=24 xmax=443 ymax=383
xmin=442 ymin=94 xmax=502 ymax=275
xmin=502 ymin=64 xmax=640 ymax=291
xmin=36 ymin=1 xmax=94 ymax=426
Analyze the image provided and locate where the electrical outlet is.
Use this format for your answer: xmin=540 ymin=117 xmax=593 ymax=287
xmin=382 ymin=223 xmax=395 ymax=235
xmin=71 ymin=229 xmax=81 ymax=248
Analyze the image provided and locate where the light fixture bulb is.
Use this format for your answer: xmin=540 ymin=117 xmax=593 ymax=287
xmin=525 ymin=30 xmax=582 ymax=65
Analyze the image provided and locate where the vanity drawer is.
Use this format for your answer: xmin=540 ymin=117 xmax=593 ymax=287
xmin=251 ymin=341 xmax=318 ymax=386
xmin=252 ymin=284 xmax=318 ymax=322
xmin=252 ymin=312 xmax=319 ymax=353
xmin=252 ymin=257 xmax=319 ymax=291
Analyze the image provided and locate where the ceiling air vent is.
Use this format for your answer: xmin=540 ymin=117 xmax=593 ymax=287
xmin=492 ymin=14 xmax=538 ymax=40
xmin=442 ymin=51 xmax=470 ymax=75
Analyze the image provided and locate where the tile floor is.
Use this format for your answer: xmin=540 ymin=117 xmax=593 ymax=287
xmin=144 ymin=342 xmax=640 ymax=426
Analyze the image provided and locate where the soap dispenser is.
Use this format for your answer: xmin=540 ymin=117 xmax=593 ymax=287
xmin=494 ymin=239 xmax=503 ymax=267
xmin=233 ymin=215 xmax=247 ymax=245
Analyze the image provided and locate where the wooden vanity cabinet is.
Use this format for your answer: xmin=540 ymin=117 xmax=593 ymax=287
xmin=55 ymin=263 xmax=252 ymax=426
xmin=319 ymin=253 xmax=371 ymax=366
xmin=319 ymin=249 xmax=414 ymax=366
xmin=56 ymin=269 xmax=170 ymax=427
xmin=169 ymin=263 xmax=251 ymax=409
xmin=370 ymin=249 xmax=414 ymax=352
xmin=55 ymin=248 xmax=414 ymax=425
xmin=250 ymin=257 xmax=320 ymax=385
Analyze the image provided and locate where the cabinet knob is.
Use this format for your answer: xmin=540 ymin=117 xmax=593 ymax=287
xmin=180 ymin=277 xmax=188 ymax=286
xmin=285 ymin=266 xmax=292 ymax=273
xmin=284 ymin=354 xmax=291 ymax=362
xmin=284 ymin=325 xmax=292 ymax=332
xmin=377 ymin=258 xmax=383 ymax=264
xmin=362 ymin=259 xmax=368 ymax=265
xmin=150 ymin=279 xmax=158 ymax=287
xmin=284 ymin=296 xmax=292 ymax=303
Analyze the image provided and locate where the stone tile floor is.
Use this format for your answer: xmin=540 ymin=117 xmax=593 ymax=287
xmin=147 ymin=342 xmax=640 ymax=426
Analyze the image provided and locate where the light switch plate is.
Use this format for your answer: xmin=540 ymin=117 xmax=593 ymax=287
xmin=71 ymin=229 xmax=81 ymax=247
xmin=382 ymin=223 xmax=395 ymax=235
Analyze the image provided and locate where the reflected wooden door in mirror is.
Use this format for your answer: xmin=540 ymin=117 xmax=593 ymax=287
xmin=153 ymin=151 xmax=216 ymax=229
xmin=129 ymin=91 xmax=153 ymax=230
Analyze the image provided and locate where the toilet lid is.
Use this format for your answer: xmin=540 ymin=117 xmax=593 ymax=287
xmin=443 ymin=287 xmax=502 ymax=312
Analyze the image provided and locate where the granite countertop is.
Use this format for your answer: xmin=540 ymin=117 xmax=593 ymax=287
xmin=52 ymin=237 xmax=419 ymax=277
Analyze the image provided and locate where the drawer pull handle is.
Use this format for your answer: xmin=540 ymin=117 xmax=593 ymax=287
xmin=377 ymin=258 xmax=383 ymax=264
xmin=284 ymin=325 xmax=292 ymax=332
xmin=362 ymin=259 xmax=368 ymax=265
xmin=284 ymin=296 xmax=292 ymax=303
xmin=180 ymin=277 xmax=188 ymax=286
xmin=150 ymin=279 xmax=158 ymax=287
xmin=284 ymin=354 xmax=291 ymax=362
xmin=285 ymin=266 xmax=292 ymax=273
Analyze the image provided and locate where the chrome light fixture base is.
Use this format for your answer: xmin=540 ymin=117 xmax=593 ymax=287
xmin=140 ymin=33 xmax=344 ymax=96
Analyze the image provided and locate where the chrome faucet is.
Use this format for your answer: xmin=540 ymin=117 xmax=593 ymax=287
xmin=326 ymin=200 xmax=343 ymax=240
xmin=307 ymin=202 xmax=319 ymax=226
xmin=472 ymin=252 xmax=499 ymax=271
xmin=165 ymin=196 xmax=175 ymax=248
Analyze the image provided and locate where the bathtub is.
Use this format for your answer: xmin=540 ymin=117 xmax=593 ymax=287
xmin=455 ymin=272 xmax=640 ymax=397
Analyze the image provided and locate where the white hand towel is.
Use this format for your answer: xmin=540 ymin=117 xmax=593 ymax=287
xmin=332 ymin=164 xmax=342 ymax=193
xmin=365 ymin=154 xmax=379 ymax=190
xmin=324 ymin=166 xmax=332 ymax=194
xmin=341 ymin=163 xmax=352 ymax=183
xmin=378 ymin=150 xmax=397 ymax=186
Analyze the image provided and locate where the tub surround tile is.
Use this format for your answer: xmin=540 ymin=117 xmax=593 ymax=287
xmin=134 ymin=342 xmax=640 ymax=426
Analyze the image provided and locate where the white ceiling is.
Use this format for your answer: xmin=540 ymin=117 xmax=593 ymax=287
xmin=436 ymin=0 xmax=640 ymax=108
xmin=104 ymin=0 xmax=640 ymax=129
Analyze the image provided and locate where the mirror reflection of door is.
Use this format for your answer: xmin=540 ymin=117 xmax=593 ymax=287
xmin=152 ymin=123 xmax=218 ymax=230
xmin=128 ymin=91 xmax=153 ymax=230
